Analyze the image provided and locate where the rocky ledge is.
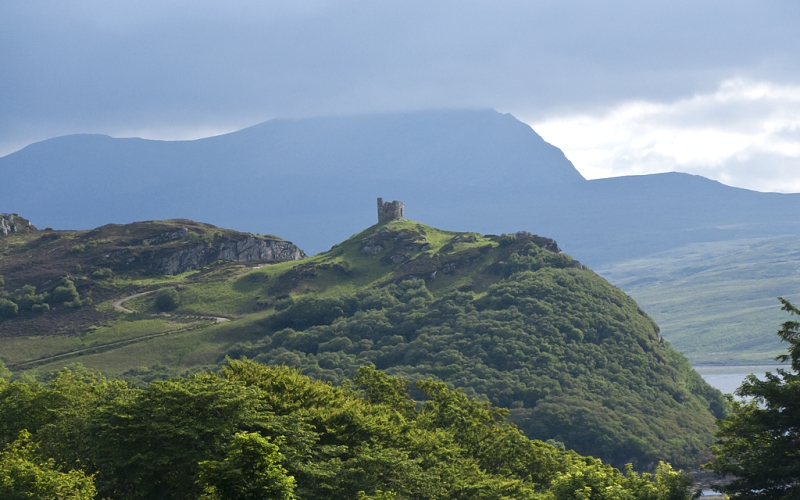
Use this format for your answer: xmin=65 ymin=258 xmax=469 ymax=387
xmin=150 ymin=235 xmax=306 ymax=275
xmin=0 ymin=214 xmax=36 ymax=236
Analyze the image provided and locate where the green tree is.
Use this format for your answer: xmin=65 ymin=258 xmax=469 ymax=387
xmin=0 ymin=430 xmax=96 ymax=500
xmin=154 ymin=287 xmax=180 ymax=312
xmin=706 ymin=298 xmax=800 ymax=498
xmin=198 ymin=431 xmax=296 ymax=500
xmin=87 ymin=373 xmax=270 ymax=499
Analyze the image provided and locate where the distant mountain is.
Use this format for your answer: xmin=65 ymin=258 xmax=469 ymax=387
xmin=2 ymin=109 xmax=799 ymax=266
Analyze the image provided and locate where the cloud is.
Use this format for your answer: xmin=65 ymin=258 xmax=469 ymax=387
xmin=2 ymin=0 xmax=800 ymax=189
xmin=530 ymin=79 xmax=800 ymax=193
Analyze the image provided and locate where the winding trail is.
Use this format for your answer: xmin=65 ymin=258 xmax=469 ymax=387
xmin=113 ymin=290 xmax=231 ymax=323
xmin=113 ymin=291 xmax=154 ymax=313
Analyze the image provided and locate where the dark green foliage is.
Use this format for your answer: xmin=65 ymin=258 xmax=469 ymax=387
xmin=0 ymin=380 xmax=59 ymax=448
xmin=49 ymin=279 xmax=81 ymax=308
xmin=8 ymin=285 xmax=48 ymax=312
xmin=154 ymin=287 xmax=180 ymax=311
xmin=0 ymin=284 xmax=52 ymax=316
xmin=90 ymin=268 xmax=112 ymax=280
xmin=87 ymin=374 xmax=271 ymax=499
xmin=268 ymin=295 xmax=352 ymax=330
xmin=227 ymin=263 xmax=724 ymax=469
xmin=706 ymin=298 xmax=800 ymax=498
xmin=0 ymin=360 xmax=697 ymax=499
xmin=498 ymin=233 xmax=517 ymax=247
xmin=0 ymin=298 xmax=18 ymax=318
xmin=30 ymin=303 xmax=49 ymax=314
xmin=198 ymin=432 xmax=296 ymax=500
xmin=0 ymin=431 xmax=96 ymax=500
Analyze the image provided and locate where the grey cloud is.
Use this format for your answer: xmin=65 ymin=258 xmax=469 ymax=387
xmin=693 ymin=152 xmax=800 ymax=193
xmin=2 ymin=0 xmax=799 ymax=155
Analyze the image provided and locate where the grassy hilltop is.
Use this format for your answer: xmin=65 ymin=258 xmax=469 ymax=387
xmin=0 ymin=218 xmax=725 ymax=469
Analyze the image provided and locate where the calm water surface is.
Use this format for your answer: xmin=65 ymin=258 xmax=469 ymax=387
xmin=693 ymin=364 xmax=787 ymax=395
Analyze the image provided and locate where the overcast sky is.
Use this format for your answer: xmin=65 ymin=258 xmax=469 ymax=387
xmin=2 ymin=1 xmax=799 ymax=191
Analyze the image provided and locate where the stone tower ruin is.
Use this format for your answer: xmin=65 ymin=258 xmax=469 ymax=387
xmin=377 ymin=198 xmax=404 ymax=223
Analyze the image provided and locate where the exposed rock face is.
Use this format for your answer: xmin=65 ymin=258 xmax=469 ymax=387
xmin=152 ymin=235 xmax=305 ymax=275
xmin=360 ymin=244 xmax=384 ymax=255
xmin=144 ymin=228 xmax=189 ymax=245
xmin=0 ymin=214 xmax=36 ymax=236
xmin=217 ymin=236 xmax=304 ymax=262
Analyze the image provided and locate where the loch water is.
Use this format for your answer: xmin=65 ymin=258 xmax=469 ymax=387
xmin=693 ymin=364 xmax=787 ymax=395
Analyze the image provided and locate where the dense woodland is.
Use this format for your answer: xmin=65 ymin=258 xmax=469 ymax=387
xmin=0 ymin=359 xmax=698 ymax=499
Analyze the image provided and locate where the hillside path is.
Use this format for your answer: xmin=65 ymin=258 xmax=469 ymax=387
xmin=113 ymin=291 xmax=154 ymax=313
xmin=113 ymin=290 xmax=231 ymax=323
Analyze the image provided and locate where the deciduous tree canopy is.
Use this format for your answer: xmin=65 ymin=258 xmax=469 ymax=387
xmin=0 ymin=360 xmax=698 ymax=499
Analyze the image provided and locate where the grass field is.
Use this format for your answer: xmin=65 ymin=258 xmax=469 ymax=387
xmin=597 ymin=235 xmax=800 ymax=365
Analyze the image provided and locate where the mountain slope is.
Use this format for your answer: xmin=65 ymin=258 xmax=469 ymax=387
xmin=0 ymin=109 xmax=584 ymax=255
xmin=598 ymin=235 xmax=800 ymax=364
xmin=0 ymin=218 xmax=724 ymax=469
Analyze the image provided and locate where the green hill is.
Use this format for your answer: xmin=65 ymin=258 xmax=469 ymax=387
xmin=0 ymin=218 xmax=725 ymax=469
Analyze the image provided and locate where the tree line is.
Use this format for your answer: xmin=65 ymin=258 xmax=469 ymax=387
xmin=0 ymin=359 xmax=696 ymax=499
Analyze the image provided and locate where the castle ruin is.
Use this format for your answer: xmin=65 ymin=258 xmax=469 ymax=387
xmin=377 ymin=198 xmax=404 ymax=223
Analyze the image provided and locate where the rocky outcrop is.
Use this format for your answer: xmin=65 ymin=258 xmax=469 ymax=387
xmin=514 ymin=231 xmax=561 ymax=253
xmin=144 ymin=228 xmax=189 ymax=245
xmin=152 ymin=236 xmax=305 ymax=275
xmin=216 ymin=236 xmax=304 ymax=263
xmin=0 ymin=214 xmax=36 ymax=236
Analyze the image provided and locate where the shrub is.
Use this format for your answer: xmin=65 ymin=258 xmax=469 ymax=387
xmin=50 ymin=279 xmax=81 ymax=306
xmin=498 ymin=233 xmax=517 ymax=246
xmin=0 ymin=298 xmax=18 ymax=318
xmin=31 ymin=303 xmax=50 ymax=314
xmin=154 ymin=288 xmax=180 ymax=312
xmin=91 ymin=268 xmax=113 ymax=280
xmin=13 ymin=285 xmax=47 ymax=311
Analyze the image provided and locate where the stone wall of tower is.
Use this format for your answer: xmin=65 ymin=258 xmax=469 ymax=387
xmin=377 ymin=198 xmax=405 ymax=223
